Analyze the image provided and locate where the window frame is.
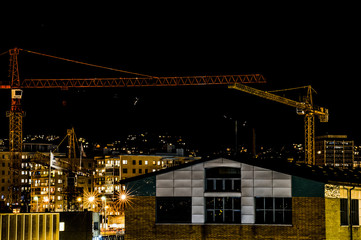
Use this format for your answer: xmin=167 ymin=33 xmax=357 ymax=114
xmin=156 ymin=197 xmax=192 ymax=223
xmin=340 ymin=198 xmax=359 ymax=226
xmin=255 ymin=197 xmax=292 ymax=225
xmin=205 ymin=167 xmax=241 ymax=192
xmin=205 ymin=197 xmax=241 ymax=223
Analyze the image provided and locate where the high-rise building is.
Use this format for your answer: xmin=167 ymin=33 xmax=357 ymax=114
xmin=315 ymin=135 xmax=354 ymax=167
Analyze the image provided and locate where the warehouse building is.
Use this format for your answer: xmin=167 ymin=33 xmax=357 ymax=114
xmin=120 ymin=157 xmax=361 ymax=240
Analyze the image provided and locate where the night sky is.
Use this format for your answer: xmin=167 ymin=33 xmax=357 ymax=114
xmin=0 ymin=4 xmax=358 ymax=152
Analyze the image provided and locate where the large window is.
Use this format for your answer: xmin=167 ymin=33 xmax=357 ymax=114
xmin=340 ymin=199 xmax=359 ymax=226
xmin=205 ymin=167 xmax=241 ymax=192
xmin=255 ymin=197 xmax=292 ymax=224
xmin=205 ymin=197 xmax=241 ymax=223
xmin=156 ymin=197 xmax=192 ymax=223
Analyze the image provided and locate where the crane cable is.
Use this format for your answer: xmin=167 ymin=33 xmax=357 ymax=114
xmin=19 ymin=48 xmax=156 ymax=78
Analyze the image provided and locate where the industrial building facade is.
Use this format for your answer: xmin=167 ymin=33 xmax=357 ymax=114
xmin=121 ymin=157 xmax=361 ymax=240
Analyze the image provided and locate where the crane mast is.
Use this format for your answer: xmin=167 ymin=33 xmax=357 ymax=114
xmin=229 ymin=83 xmax=329 ymax=165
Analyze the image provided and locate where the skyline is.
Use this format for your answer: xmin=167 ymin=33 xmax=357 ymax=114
xmin=0 ymin=6 xmax=358 ymax=153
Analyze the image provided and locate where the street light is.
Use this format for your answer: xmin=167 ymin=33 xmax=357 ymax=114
xmin=33 ymin=196 xmax=39 ymax=212
xmin=77 ymin=197 xmax=82 ymax=211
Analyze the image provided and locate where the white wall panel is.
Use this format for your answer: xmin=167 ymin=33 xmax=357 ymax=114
xmin=241 ymin=171 xmax=254 ymax=179
xmin=273 ymin=188 xmax=292 ymax=197
xmin=192 ymin=179 xmax=204 ymax=187
xmin=273 ymin=171 xmax=291 ymax=179
xmin=156 ymin=187 xmax=173 ymax=196
xmin=156 ymin=171 xmax=174 ymax=180
xmin=174 ymin=179 xmax=191 ymax=188
xmin=192 ymin=171 xmax=204 ymax=180
xmin=156 ymin=179 xmax=173 ymax=188
xmin=254 ymin=187 xmax=273 ymax=197
xmin=241 ymin=179 xmax=253 ymax=187
xmin=242 ymin=214 xmax=255 ymax=224
xmin=192 ymin=215 xmax=204 ymax=224
xmin=241 ymin=187 xmax=254 ymax=197
xmin=174 ymin=187 xmax=192 ymax=196
xmin=174 ymin=170 xmax=191 ymax=179
xmin=242 ymin=206 xmax=254 ymax=215
xmin=254 ymin=179 xmax=273 ymax=188
xmin=273 ymin=179 xmax=291 ymax=188
xmin=254 ymin=171 xmax=272 ymax=179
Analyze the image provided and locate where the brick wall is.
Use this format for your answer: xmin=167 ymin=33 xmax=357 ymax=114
xmin=325 ymin=198 xmax=361 ymax=240
xmin=125 ymin=197 xmax=326 ymax=240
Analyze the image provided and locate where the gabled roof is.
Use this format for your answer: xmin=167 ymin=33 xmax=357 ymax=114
xmin=118 ymin=155 xmax=361 ymax=187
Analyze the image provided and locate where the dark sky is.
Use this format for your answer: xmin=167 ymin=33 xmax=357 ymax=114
xmin=0 ymin=4 xmax=359 ymax=151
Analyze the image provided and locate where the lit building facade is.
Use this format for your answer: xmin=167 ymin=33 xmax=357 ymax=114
xmin=315 ymin=135 xmax=354 ymax=167
xmin=30 ymin=165 xmax=66 ymax=212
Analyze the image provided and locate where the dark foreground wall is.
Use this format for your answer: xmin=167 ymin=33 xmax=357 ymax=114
xmin=60 ymin=211 xmax=93 ymax=240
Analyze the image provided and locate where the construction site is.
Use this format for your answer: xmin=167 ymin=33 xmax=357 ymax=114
xmin=1 ymin=48 xmax=361 ymax=240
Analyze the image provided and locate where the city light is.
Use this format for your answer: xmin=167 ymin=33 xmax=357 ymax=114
xmin=115 ymin=186 xmax=134 ymax=211
xmin=83 ymin=190 xmax=99 ymax=210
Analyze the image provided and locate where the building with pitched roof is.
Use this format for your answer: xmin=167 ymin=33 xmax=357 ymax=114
xmin=119 ymin=156 xmax=361 ymax=240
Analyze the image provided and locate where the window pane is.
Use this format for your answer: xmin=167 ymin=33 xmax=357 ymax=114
xmin=216 ymin=180 xmax=223 ymax=191
xmin=340 ymin=199 xmax=348 ymax=225
xmin=225 ymin=180 xmax=232 ymax=191
xmin=275 ymin=198 xmax=283 ymax=209
xmin=206 ymin=167 xmax=240 ymax=178
xmin=234 ymin=210 xmax=241 ymax=223
xmin=256 ymin=210 xmax=264 ymax=224
xmin=224 ymin=210 xmax=233 ymax=223
xmin=275 ymin=210 xmax=283 ymax=224
xmin=206 ymin=210 xmax=214 ymax=223
xmin=215 ymin=197 xmax=223 ymax=209
xmin=233 ymin=198 xmax=241 ymax=210
xmin=206 ymin=197 xmax=214 ymax=209
xmin=225 ymin=197 xmax=232 ymax=209
xmin=284 ymin=198 xmax=292 ymax=210
xmin=206 ymin=180 xmax=214 ymax=191
xmin=156 ymin=197 xmax=192 ymax=223
xmin=351 ymin=199 xmax=359 ymax=225
xmin=284 ymin=211 xmax=292 ymax=224
xmin=256 ymin=197 xmax=264 ymax=209
xmin=233 ymin=180 xmax=241 ymax=192
xmin=265 ymin=198 xmax=273 ymax=209
xmin=265 ymin=210 xmax=273 ymax=223
xmin=215 ymin=210 xmax=223 ymax=223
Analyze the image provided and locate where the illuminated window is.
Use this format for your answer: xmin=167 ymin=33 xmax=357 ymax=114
xmin=59 ymin=222 xmax=65 ymax=231
xmin=122 ymin=160 xmax=128 ymax=165
xmin=145 ymin=160 xmax=148 ymax=165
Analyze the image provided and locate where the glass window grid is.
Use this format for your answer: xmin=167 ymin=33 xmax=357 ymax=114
xmin=340 ymin=199 xmax=359 ymax=226
xmin=206 ymin=178 xmax=241 ymax=192
xmin=255 ymin=197 xmax=292 ymax=224
xmin=205 ymin=197 xmax=241 ymax=223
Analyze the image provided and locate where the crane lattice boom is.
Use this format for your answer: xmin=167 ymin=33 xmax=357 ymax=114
xmin=228 ymin=83 xmax=329 ymax=165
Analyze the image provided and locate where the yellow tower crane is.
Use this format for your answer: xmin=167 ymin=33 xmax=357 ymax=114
xmin=228 ymin=83 xmax=329 ymax=165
